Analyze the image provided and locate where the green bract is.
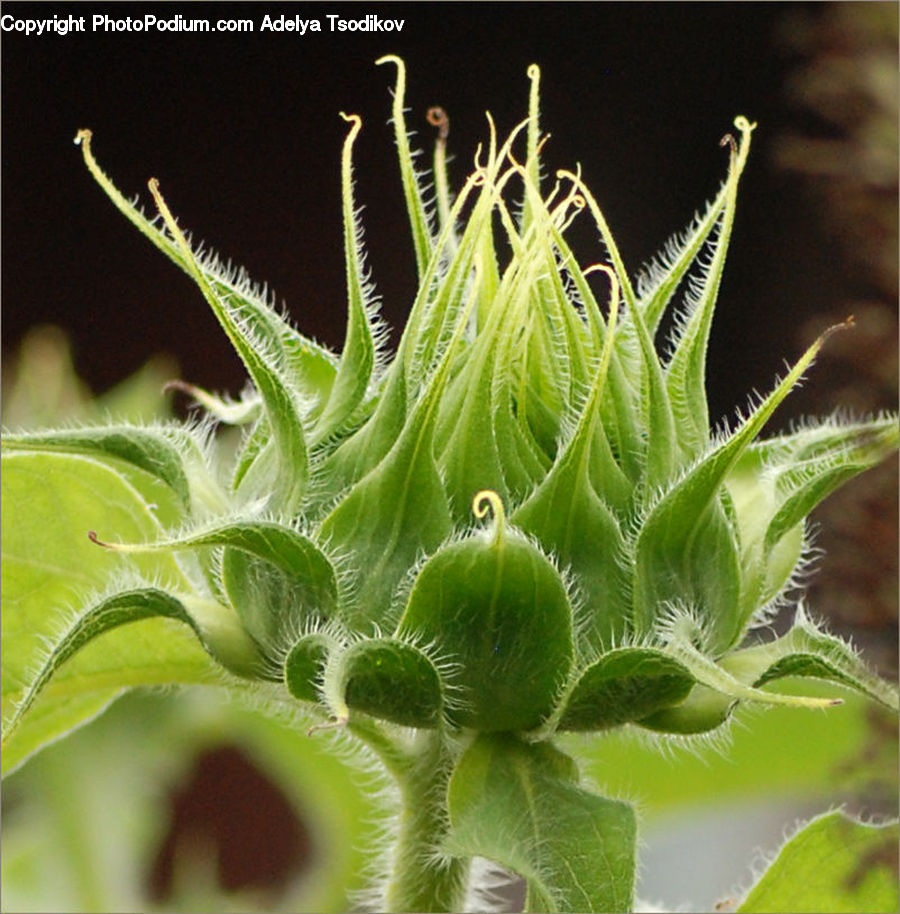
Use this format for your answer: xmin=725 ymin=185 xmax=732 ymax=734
xmin=2 ymin=57 xmax=897 ymax=913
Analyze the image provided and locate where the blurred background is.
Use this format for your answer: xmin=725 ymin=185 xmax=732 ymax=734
xmin=2 ymin=2 xmax=896 ymax=911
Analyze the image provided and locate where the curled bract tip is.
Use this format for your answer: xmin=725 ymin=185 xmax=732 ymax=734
xmin=734 ymin=115 xmax=757 ymax=133
xmin=473 ymin=490 xmax=507 ymax=546
xmin=584 ymin=263 xmax=615 ymax=279
xmin=473 ymin=489 xmax=502 ymax=520
xmin=148 ymin=179 xmax=181 ymax=241
xmin=583 ymin=263 xmax=620 ymax=314
xmin=527 ymin=63 xmax=540 ymax=80
xmin=375 ymin=53 xmax=402 ymax=70
xmin=818 ymin=315 xmax=856 ymax=348
xmin=426 ymin=106 xmax=449 ymax=141
xmin=339 ymin=111 xmax=362 ymax=128
xmin=74 ymin=128 xmax=91 ymax=146
xmin=719 ymin=133 xmax=738 ymax=157
xmin=162 ymin=379 xmax=194 ymax=396
xmin=87 ymin=530 xmax=131 ymax=552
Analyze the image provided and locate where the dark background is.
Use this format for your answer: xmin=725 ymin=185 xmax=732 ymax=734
xmin=4 ymin=1 xmax=893 ymax=426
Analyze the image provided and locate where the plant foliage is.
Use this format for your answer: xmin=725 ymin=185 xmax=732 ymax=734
xmin=2 ymin=57 xmax=897 ymax=912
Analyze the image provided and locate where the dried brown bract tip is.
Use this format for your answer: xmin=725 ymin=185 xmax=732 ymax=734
xmin=427 ymin=105 xmax=449 ymax=141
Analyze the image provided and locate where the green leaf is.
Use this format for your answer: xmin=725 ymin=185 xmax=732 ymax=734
xmin=96 ymin=518 xmax=339 ymax=653
xmin=283 ymin=631 xmax=334 ymax=702
xmin=375 ymin=56 xmax=434 ymax=282
xmin=637 ymin=124 xmax=742 ymax=335
xmin=191 ymin=525 xmax=338 ymax=646
xmin=436 ymin=335 xmax=510 ymax=521
xmin=560 ymin=170 xmax=680 ymax=487
xmin=322 ymin=637 xmax=443 ymax=728
xmin=493 ymin=387 xmax=551 ymax=501
xmin=220 ymin=543 xmax=333 ymax=654
xmin=655 ymin=613 xmax=847 ymax=717
xmin=663 ymin=118 xmax=755 ymax=458
xmin=577 ymin=680 xmax=896 ymax=811
xmin=517 ymin=158 xmax=595 ymax=424
xmin=514 ymin=438 xmax=630 ymax=653
xmin=3 ymin=587 xmax=263 ymax=755
xmin=520 ymin=63 xmax=543 ymax=235
xmin=721 ymin=607 xmax=899 ymax=711
xmin=317 ymin=364 xmax=408 ymax=493
xmin=316 ymin=147 xmax=492 ymax=493
xmin=75 ymin=129 xmax=339 ymax=417
xmin=727 ymin=416 xmax=899 ymax=617
xmin=513 ymin=269 xmax=632 ymax=651
xmin=231 ymin=416 xmax=273 ymax=492
xmin=317 ymin=233 xmax=498 ymax=628
xmin=317 ymin=390 xmax=452 ymax=633
xmin=763 ymin=422 xmax=900 ymax=536
xmin=738 ymin=811 xmax=899 ymax=914
xmin=398 ymin=154 xmax=491 ymax=389
xmin=311 ymin=113 xmax=380 ymax=443
xmin=0 ymin=452 xmax=222 ymax=774
xmin=637 ymin=492 xmax=745 ymax=655
xmin=148 ymin=178 xmax=310 ymax=512
xmin=636 ymin=682 xmax=736 ymax=734
xmin=447 ymin=733 xmax=636 ymax=913
xmin=547 ymin=226 xmax=643 ymax=483
xmin=399 ymin=492 xmax=573 ymax=731
xmin=430 ymin=158 xmax=545 ymax=520
xmin=558 ymin=648 xmax=694 ymax=731
xmin=633 ymin=322 xmax=851 ymax=653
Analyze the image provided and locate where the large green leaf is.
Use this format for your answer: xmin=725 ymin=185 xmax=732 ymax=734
xmin=2 ymin=425 xmax=205 ymax=516
xmin=738 ymin=811 xmax=899 ymax=914
xmin=447 ymin=733 xmax=636 ymax=913
xmin=0 ymin=451 xmax=219 ymax=774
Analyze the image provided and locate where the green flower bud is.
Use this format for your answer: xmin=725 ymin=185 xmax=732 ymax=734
xmin=399 ymin=491 xmax=574 ymax=731
xmin=6 ymin=59 xmax=896 ymax=757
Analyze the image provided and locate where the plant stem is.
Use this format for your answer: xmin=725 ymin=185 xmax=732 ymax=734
xmin=383 ymin=729 xmax=469 ymax=913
